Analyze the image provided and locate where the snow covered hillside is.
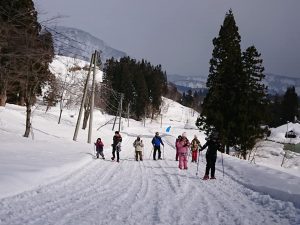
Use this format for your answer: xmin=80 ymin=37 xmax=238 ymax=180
xmin=50 ymin=26 xmax=126 ymax=63
xmin=0 ymin=57 xmax=300 ymax=224
xmin=168 ymin=73 xmax=300 ymax=95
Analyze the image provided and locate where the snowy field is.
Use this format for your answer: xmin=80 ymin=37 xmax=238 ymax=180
xmin=0 ymin=56 xmax=299 ymax=225
xmin=0 ymin=100 xmax=300 ymax=225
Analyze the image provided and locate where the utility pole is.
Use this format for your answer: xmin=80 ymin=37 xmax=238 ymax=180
xmin=118 ymin=94 xmax=124 ymax=132
xmin=127 ymin=103 xmax=130 ymax=127
xmin=73 ymin=53 xmax=95 ymax=141
xmin=88 ymin=50 xmax=98 ymax=143
xmin=112 ymin=97 xmax=120 ymax=131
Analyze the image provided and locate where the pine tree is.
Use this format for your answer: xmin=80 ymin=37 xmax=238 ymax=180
xmin=237 ymin=46 xmax=268 ymax=158
xmin=197 ymin=10 xmax=268 ymax=158
xmin=281 ymin=86 xmax=299 ymax=123
xmin=102 ymin=57 xmax=167 ymax=120
xmin=197 ymin=9 xmax=244 ymax=153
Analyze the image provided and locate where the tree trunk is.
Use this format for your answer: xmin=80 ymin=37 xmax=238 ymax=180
xmin=58 ymin=109 xmax=63 ymax=124
xmin=0 ymin=93 xmax=7 ymax=106
xmin=82 ymin=107 xmax=90 ymax=129
xmin=0 ymin=83 xmax=7 ymax=106
xmin=225 ymin=145 xmax=230 ymax=154
xmin=24 ymin=101 xmax=31 ymax=137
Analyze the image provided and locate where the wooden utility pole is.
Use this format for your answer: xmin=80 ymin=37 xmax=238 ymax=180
xmin=127 ymin=103 xmax=130 ymax=127
xmin=112 ymin=102 xmax=120 ymax=131
xmin=88 ymin=50 xmax=98 ymax=143
xmin=73 ymin=53 xmax=95 ymax=141
xmin=118 ymin=94 xmax=124 ymax=132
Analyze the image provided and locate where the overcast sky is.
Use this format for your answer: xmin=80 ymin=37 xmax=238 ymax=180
xmin=35 ymin=0 xmax=300 ymax=77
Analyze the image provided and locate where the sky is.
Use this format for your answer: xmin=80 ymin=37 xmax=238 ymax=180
xmin=34 ymin=0 xmax=300 ymax=77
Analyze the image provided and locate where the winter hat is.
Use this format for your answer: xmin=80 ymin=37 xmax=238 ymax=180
xmin=194 ymin=135 xmax=197 ymax=139
xmin=182 ymin=132 xmax=187 ymax=137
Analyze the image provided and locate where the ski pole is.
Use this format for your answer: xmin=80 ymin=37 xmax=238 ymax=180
xmin=200 ymin=150 xmax=203 ymax=162
xmin=196 ymin=150 xmax=201 ymax=176
xmin=163 ymin=145 xmax=165 ymax=160
xmin=149 ymin=147 xmax=153 ymax=159
xmin=221 ymin=152 xmax=224 ymax=177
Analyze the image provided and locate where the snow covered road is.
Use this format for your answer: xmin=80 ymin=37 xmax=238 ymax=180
xmin=1 ymin=135 xmax=299 ymax=225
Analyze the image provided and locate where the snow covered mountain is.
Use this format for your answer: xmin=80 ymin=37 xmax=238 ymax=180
xmin=49 ymin=26 xmax=127 ymax=63
xmin=168 ymin=73 xmax=300 ymax=95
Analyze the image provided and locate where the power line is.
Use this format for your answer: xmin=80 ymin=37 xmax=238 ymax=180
xmin=0 ymin=8 xmax=93 ymax=60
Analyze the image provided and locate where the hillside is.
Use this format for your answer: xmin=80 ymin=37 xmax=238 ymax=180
xmin=168 ymin=73 xmax=300 ymax=94
xmin=0 ymin=56 xmax=299 ymax=224
xmin=49 ymin=26 xmax=126 ymax=63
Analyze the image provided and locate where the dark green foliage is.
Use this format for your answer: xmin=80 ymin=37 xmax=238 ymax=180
xmin=197 ymin=10 xmax=268 ymax=158
xmin=103 ymin=57 xmax=167 ymax=120
xmin=266 ymin=94 xmax=282 ymax=127
xmin=180 ymin=89 xmax=203 ymax=112
xmin=237 ymin=46 xmax=268 ymax=158
xmin=281 ymin=86 xmax=299 ymax=123
xmin=198 ymin=10 xmax=244 ymax=153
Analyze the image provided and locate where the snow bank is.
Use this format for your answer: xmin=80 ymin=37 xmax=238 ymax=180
xmin=218 ymin=153 xmax=300 ymax=208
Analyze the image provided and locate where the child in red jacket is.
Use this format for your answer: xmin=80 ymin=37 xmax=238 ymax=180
xmin=95 ymin=138 xmax=105 ymax=159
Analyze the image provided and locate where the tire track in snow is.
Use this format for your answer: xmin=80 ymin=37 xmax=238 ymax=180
xmin=0 ymin=136 xmax=299 ymax=225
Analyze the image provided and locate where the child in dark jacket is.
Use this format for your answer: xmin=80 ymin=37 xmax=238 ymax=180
xmin=151 ymin=132 xmax=164 ymax=160
xmin=111 ymin=131 xmax=122 ymax=162
xmin=95 ymin=138 xmax=105 ymax=159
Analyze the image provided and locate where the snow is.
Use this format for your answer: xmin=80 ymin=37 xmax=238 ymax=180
xmin=0 ymin=57 xmax=300 ymax=224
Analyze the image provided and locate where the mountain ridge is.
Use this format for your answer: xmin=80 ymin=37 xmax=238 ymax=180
xmin=49 ymin=26 xmax=127 ymax=63
xmin=168 ymin=73 xmax=300 ymax=94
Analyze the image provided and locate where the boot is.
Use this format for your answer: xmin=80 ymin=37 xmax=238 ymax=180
xmin=203 ymin=175 xmax=209 ymax=180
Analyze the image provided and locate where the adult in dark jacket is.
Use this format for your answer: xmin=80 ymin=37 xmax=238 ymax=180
xmin=199 ymin=132 xmax=220 ymax=180
xmin=111 ymin=131 xmax=122 ymax=162
xmin=151 ymin=132 xmax=164 ymax=160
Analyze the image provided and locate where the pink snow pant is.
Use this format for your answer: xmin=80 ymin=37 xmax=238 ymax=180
xmin=178 ymin=153 xmax=188 ymax=169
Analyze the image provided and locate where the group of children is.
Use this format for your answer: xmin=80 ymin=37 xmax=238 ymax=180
xmin=175 ymin=133 xmax=201 ymax=170
xmin=94 ymin=131 xmax=219 ymax=180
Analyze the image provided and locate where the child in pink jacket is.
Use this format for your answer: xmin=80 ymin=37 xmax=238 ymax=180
xmin=176 ymin=133 xmax=190 ymax=170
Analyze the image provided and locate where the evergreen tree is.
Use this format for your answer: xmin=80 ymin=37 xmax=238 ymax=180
xmin=197 ymin=10 xmax=268 ymax=158
xmin=281 ymin=86 xmax=299 ymax=123
xmin=197 ymin=9 xmax=244 ymax=154
xmin=102 ymin=57 xmax=167 ymax=120
xmin=266 ymin=94 xmax=283 ymax=127
xmin=237 ymin=46 xmax=268 ymax=158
